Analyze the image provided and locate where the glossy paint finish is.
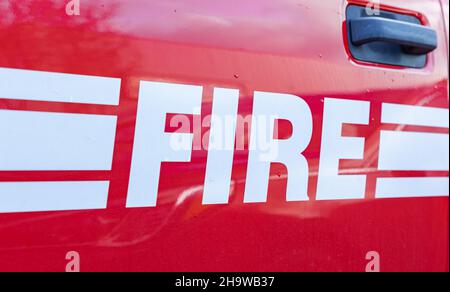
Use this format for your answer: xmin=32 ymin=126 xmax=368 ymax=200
xmin=0 ymin=0 xmax=448 ymax=271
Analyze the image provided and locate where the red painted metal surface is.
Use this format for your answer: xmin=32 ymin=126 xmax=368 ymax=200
xmin=0 ymin=0 xmax=448 ymax=271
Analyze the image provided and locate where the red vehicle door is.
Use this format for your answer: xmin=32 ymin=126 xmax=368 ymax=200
xmin=0 ymin=0 xmax=448 ymax=272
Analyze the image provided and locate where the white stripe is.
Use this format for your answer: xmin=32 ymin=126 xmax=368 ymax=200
xmin=0 ymin=67 xmax=121 ymax=105
xmin=378 ymin=131 xmax=449 ymax=171
xmin=381 ymin=103 xmax=449 ymax=128
xmin=0 ymin=181 xmax=109 ymax=213
xmin=0 ymin=110 xmax=117 ymax=171
xmin=376 ymin=177 xmax=449 ymax=198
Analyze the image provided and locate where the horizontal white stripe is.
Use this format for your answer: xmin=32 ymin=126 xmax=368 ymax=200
xmin=0 ymin=67 xmax=120 ymax=105
xmin=0 ymin=110 xmax=117 ymax=171
xmin=381 ymin=103 xmax=449 ymax=128
xmin=0 ymin=181 xmax=109 ymax=213
xmin=376 ymin=177 xmax=449 ymax=198
xmin=378 ymin=131 xmax=449 ymax=171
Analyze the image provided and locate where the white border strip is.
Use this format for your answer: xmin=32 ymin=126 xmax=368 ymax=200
xmin=0 ymin=67 xmax=121 ymax=105
xmin=376 ymin=177 xmax=449 ymax=198
xmin=0 ymin=181 xmax=109 ymax=213
xmin=381 ymin=103 xmax=449 ymax=128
